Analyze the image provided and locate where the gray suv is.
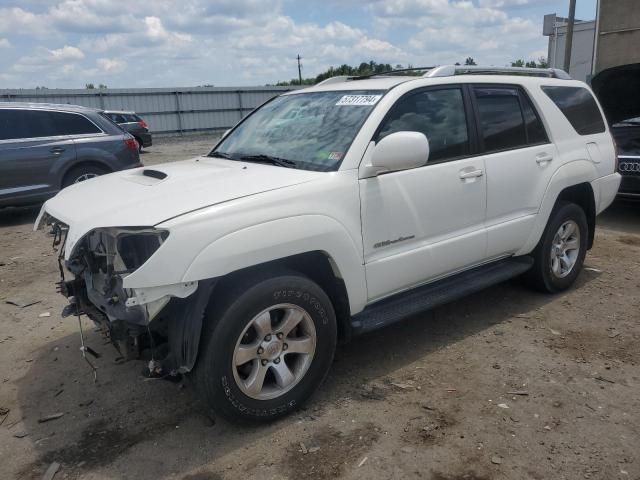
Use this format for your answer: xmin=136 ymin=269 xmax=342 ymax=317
xmin=0 ymin=103 xmax=142 ymax=208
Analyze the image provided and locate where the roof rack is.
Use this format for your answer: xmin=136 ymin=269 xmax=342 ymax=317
xmin=424 ymin=65 xmax=571 ymax=79
xmin=344 ymin=67 xmax=436 ymax=81
xmin=312 ymin=65 xmax=571 ymax=87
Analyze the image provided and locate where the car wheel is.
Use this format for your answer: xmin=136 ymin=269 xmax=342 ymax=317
xmin=194 ymin=272 xmax=337 ymax=423
xmin=62 ymin=165 xmax=108 ymax=188
xmin=525 ymin=201 xmax=588 ymax=293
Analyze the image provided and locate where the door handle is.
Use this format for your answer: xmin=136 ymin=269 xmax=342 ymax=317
xmin=50 ymin=147 xmax=65 ymax=155
xmin=536 ymin=152 xmax=553 ymax=164
xmin=459 ymin=169 xmax=484 ymax=179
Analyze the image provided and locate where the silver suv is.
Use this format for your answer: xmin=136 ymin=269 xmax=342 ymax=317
xmin=0 ymin=103 xmax=142 ymax=208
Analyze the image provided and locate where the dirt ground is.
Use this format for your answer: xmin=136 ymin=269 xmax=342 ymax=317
xmin=1 ymin=136 xmax=639 ymax=480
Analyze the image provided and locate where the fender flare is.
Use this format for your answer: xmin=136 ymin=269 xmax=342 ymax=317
xmin=517 ymin=159 xmax=598 ymax=255
xmin=181 ymin=215 xmax=368 ymax=314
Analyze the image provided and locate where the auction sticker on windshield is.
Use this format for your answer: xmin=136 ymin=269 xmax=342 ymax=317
xmin=336 ymin=95 xmax=382 ymax=106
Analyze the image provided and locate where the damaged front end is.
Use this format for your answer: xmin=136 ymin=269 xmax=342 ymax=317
xmin=44 ymin=215 xmax=213 ymax=378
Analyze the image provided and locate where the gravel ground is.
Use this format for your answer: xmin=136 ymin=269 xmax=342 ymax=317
xmin=0 ymin=139 xmax=639 ymax=480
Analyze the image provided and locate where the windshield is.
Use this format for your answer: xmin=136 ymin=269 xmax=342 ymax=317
xmin=211 ymin=90 xmax=385 ymax=171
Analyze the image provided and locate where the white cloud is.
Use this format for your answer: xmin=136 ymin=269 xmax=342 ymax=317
xmin=49 ymin=45 xmax=85 ymax=60
xmin=0 ymin=0 xmax=549 ymax=87
xmin=0 ymin=38 xmax=10 ymax=48
xmin=96 ymin=57 xmax=127 ymax=73
xmin=0 ymin=7 xmax=43 ymax=33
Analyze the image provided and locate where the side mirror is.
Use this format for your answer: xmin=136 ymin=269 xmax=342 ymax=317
xmin=369 ymin=131 xmax=429 ymax=175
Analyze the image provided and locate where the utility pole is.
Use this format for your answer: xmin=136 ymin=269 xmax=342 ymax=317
xmin=297 ymin=55 xmax=302 ymax=85
xmin=563 ymin=0 xmax=576 ymax=73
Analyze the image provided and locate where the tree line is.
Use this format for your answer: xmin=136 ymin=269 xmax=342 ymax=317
xmin=274 ymin=57 xmax=550 ymax=86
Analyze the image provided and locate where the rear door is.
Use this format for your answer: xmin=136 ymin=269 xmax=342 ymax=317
xmin=471 ymin=85 xmax=557 ymax=258
xmin=0 ymin=109 xmax=76 ymax=203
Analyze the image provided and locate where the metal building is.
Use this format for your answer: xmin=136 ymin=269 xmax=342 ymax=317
xmin=0 ymin=86 xmax=295 ymax=136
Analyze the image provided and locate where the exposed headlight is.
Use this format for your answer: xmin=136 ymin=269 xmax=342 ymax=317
xmin=116 ymin=229 xmax=169 ymax=271
xmin=72 ymin=227 xmax=169 ymax=276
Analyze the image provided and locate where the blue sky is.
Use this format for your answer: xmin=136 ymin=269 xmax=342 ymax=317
xmin=0 ymin=0 xmax=597 ymax=88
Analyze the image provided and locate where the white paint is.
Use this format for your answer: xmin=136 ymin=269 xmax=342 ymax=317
xmin=37 ymin=72 xmax=620 ymax=317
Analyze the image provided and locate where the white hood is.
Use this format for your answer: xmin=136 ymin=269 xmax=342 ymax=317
xmin=36 ymin=157 xmax=321 ymax=254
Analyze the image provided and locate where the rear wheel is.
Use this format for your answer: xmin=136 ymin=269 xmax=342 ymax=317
xmin=194 ymin=272 xmax=337 ymax=423
xmin=62 ymin=164 xmax=108 ymax=188
xmin=525 ymin=201 xmax=588 ymax=292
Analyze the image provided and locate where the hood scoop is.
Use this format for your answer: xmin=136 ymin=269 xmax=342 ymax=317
xmin=142 ymin=169 xmax=167 ymax=180
xmin=122 ymin=168 xmax=168 ymax=186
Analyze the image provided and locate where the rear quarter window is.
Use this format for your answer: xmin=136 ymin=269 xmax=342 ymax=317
xmin=541 ymin=86 xmax=606 ymax=135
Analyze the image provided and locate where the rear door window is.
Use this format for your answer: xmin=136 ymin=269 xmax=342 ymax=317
xmin=520 ymin=92 xmax=549 ymax=145
xmin=49 ymin=112 xmax=101 ymax=135
xmin=473 ymin=87 xmax=527 ymax=153
xmin=376 ymin=87 xmax=470 ymax=162
xmin=541 ymin=86 xmax=606 ymax=135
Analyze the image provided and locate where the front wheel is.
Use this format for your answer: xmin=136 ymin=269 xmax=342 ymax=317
xmin=194 ymin=273 xmax=337 ymax=423
xmin=525 ymin=201 xmax=588 ymax=293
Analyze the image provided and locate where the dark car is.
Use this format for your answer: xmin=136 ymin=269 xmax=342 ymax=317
xmin=103 ymin=110 xmax=152 ymax=152
xmin=612 ymin=117 xmax=640 ymax=199
xmin=0 ymin=102 xmax=142 ymax=208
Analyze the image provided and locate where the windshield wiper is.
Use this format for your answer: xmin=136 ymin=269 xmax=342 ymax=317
xmin=208 ymin=151 xmax=234 ymax=159
xmin=238 ymin=154 xmax=298 ymax=169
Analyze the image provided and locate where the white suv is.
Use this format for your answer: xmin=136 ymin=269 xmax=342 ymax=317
xmin=36 ymin=65 xmax=621 ymax=422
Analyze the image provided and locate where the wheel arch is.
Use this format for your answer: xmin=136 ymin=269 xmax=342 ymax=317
xmin=60 ymin=160 xmax=113 ymax=188
xmin=517 ymin=160 xmax=599 ymax=255
xmin=209 ymin=251 xmax=353 ymax=343
xmin=556 ymin=183 xmax=596 ymax=250
xmin=165 ymin=251 xmax=352 ymax=375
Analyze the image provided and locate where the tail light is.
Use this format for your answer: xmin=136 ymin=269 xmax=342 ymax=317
xmin=124 ymin=136 xmax=138 ymax=151
xmin=137 ymin=119 xmax=148 ymax=129
xmin=612 ymin=135 xmax=619 ymax=172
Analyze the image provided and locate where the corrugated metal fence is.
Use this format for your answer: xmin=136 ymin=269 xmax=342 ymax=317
xmin=0 ymin=86 xmax=296 ymax=135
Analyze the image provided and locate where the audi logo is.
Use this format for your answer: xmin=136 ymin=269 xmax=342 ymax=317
xmin=619 ymin=162 xmax=640 ymax=173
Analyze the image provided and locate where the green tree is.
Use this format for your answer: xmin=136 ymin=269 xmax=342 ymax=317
xmin=98 ymin=83 xmax=107 ymax=89
xmin=464 ymin=57 xmax=477 ymax=65
xmin=85 ymin=83 xmax=95 ymax=89
xmin=511 ymin=57 xmax=549 ymax=69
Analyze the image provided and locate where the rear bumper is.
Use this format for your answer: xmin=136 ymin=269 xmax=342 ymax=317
xmin=592 ymin=173 xmax=622 ymax=214
xmin=137 ymin=132 xmax=152 ymax=147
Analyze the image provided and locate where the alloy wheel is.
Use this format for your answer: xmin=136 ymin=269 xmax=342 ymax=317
xmin=232 ymin=303 xmax=316 ymax=400
xmin=550 ymin=220 xmax=580 ymax=278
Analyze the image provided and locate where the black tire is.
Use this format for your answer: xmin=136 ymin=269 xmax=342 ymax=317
xmin=194 ymin=271 xmax=337 ymax=423
xmin=135 ymin=138 xmax=143 ymax=152
xmin=525 ymin=201 xmax=588 ymax=293
xmin=62 ymin=164 xmax=108 ymax=188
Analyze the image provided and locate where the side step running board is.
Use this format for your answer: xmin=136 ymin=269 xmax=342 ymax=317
xmin=351 ymin=257 xmax=533 ymax=335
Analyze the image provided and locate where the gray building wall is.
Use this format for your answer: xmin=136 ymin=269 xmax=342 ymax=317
xmin=594 ymin=0 xmax=640 ymax=74
xmin=544 ymin=15 xmax=596 ymax=82
xmin=0 ymin=86 xmax=295 ymax=136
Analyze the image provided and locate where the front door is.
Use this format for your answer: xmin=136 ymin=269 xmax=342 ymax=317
xmin=360 ymin=86 xmax=488 ymax=302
